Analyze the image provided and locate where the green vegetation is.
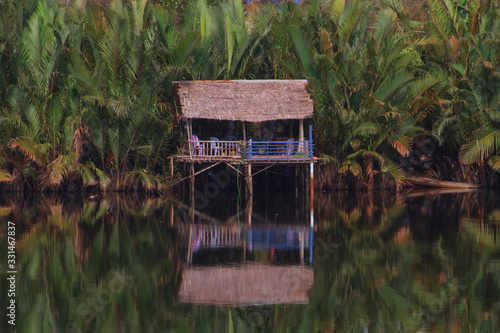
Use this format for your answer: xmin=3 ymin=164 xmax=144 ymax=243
xmin=0 ymin=0 xmax=499 ymax=192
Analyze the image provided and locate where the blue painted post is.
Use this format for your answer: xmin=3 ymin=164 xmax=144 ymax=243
xmin=309 ymin=125 xmax=314 ymax=227
xmin=309 ymin=125 xmax=313 ymax=158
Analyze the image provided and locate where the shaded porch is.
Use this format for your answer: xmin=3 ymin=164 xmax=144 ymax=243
xmin=176 ymin=124 xmax=315 ymax=164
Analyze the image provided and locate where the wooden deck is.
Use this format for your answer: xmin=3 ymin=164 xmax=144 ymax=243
xmin=175 ymin=138 xmax=316 ymax=164
xmin=175 ymin=154 xmax=316 ymax=164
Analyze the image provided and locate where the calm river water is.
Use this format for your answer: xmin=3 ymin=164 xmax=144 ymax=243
xmin=1 ymin=189 xmax=500 ymax=332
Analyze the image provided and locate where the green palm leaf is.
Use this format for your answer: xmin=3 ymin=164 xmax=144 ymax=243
xmin=487 ymin=155 xmax=500 ymax=171
xmin=337 ymin=3 xmax=364 ymax=46
xmin=331 ymin=0 xmax=346 ymax=16
xmin=224 ymin=10 xmax=234 ymax=78
xmin=379 ymin=160 xmax=406 ymax=187
xmin=0 ymin=169 xmax=12 ymax=182
xmin=290 ymin=26 xmax=314 ymax=77
xmin=9 ymin=137 xmax=50 ymax=165
xmin=42 ymin=153 xmax=77 ymax=186
xmin=460 ymin=127 xmax=500 ymax=164
xmin=375 ymin=71 xmax=414 ymax=102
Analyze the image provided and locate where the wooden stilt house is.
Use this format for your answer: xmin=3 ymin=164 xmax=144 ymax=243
xmin=173 ymin=80 xmax=315 ymax=163
xmin=173 ymin=80 xmax=316 ymax=201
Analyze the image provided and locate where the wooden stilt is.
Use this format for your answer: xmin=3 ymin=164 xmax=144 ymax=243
xmin=187 ymin=119 xmax=193 ymax=157
xmin=295 ymin=165 xmax=299 ymax=198
xmin=190 ymin=162 xmax=195 ymax=207
xmin=265 ymin=168 xmax=268 ymax=220
xmin=245 ymin=163 xmax=253 ymax=226
xmin=246 ymin=186 xmax=253 ymax=227
xmin=245 ymin=164 xmax=253 ymax=198
xmin=243 ymin=239 xmax=246 ymax=260
xmin=170 ymin=204 xmax=174 ymax=226
xmin=187 ymin=226 xmax=193 ymax=264
xmin=300 ymin=232 xmax=304 ymax=265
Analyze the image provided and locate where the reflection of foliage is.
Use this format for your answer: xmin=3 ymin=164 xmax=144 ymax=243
xmin=305 ymin=191 xmax=500 ymax=332
xmin=0 ymin=194 xmax=184 ymax=333
xmin=2 ymin=192 xmax=500 ymax=332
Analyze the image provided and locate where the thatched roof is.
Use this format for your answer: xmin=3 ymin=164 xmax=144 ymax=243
xmin=178 ymin=264 xmax=314 ymax=306
xmin=174 ymin=80 xmax=314 ymax=122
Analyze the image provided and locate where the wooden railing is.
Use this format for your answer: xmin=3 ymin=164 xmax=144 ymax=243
xmin=188 ymin=139 xmax=314 ymax=160
xmin=188 ymin=140 xmax=242 ymax=158
xmin=189 ymin=226 xmax=313 ymax=250
xmin=187 ymin=125 xmax=315 ymax=161
xmin=185 ymin=224 xmax=314 ymax=264
xmin=246 ymin=140 xmax=314 ymax=159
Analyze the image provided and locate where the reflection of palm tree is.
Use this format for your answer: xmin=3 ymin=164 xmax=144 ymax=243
xmin=296 ymin=191 xmax=500 ymax=332
xmin=7 ymin=190 xmax=500 ymax=332
xmin=9 ymin=194 xmax=184 ymax=332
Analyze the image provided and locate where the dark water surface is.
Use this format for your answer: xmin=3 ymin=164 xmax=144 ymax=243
xmin=1 ymin=189 xmax=500 ymax=332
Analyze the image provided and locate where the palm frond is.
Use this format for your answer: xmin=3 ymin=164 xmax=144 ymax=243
xmin=351 ymin=121 xmax=379 ymax=137
xmin=390 ymin=136 xmax=412 ymax=157
xmin=345 ymin=149 xmax=386 ymax=166
xmin=77 ymin=163 xmax=98 ymax=186
xmin=224 ymin=10 xmax=235 ymax=79
xmin=0 ymin=169 xmax=12 ymax=182
xmin=460 ymin=127 xmax=500 ymax=164
xmin=24 ymin=105 xmax=42 ymax=139
xmin=330 ymin=0 xmax=346 ymax=17
xmin=487 ymin=155 xmax=500 ymax=171
xmin=378 ymin=159 xmax=406 ymax=187
xmin=289 ymin=26 xmax=316 ymax=78
xmin=9 ymin=137 xmax=49 ymax=166
xmin=125 ymin=169 xmax=163 ymax=192
xmin=338 ymin=159 xmax=362 ymax=176
xmin=375 ymin=71 xmax=414 ymax=102
xmin=426 ymin=0 xmax=455 ymax=38
xmin=21 ymin=13 xmax=47 ymax=89
xmin=337 ymin=3 xmax=364 ymax=46
xmin=108 ymin=126 xmax=120 ymax=169
xmin=131 ymin=0 xmax=148 ymax=32
xmin=42 ymin=154 xmax=76 ymax=186
xmin=89 ymin=162 xmax=111 ymax=190
xmin=47 ymin=93 xmax=64 ymax=150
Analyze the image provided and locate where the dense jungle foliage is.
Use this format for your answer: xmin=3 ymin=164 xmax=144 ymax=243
xmin=0 ymin=0 xmax=499 ymax=192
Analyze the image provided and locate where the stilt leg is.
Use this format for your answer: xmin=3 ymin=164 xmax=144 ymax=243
xmin=190 ymin=162 xmax=195 ymax=222
xmin=245 ymin=164 xmax=253 ymax=226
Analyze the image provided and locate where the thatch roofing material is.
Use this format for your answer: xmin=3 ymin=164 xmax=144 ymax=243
xmin=178 ymin=264 xmax=314 ymax=306
xmin=174 ymin=80 xmax=314 ymax=122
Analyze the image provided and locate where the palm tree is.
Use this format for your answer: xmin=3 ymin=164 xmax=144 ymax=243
xmin=396 ymin=0 xmax=500 ymax=182
xmin=1 ymin=0 xmax=107 ymax=191
xmin=457 ymin=1 xmax=500 ymax=171
xmin=272 ymin=0 xmax=439 ymax=189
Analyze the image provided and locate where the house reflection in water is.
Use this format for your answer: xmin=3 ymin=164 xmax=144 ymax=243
xmin=178 ymin=224 xmax=314 ymax=306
